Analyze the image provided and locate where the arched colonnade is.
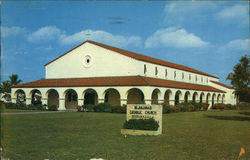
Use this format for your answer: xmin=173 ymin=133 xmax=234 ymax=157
xmin=12 ymin=87 xmax=225 ymax=110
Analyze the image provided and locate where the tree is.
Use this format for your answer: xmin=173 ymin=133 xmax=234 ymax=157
xmin=0 ymin=74 xmax=22 ymax=101
xmin=9 ymin=74 xmax=22 ymax=86
xmin=227 ymin=55 xmax=250 ymax=103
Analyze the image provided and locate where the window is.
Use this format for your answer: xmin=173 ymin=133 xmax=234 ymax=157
xmin=201 ymin=77 xmax=203 ymax=82
xmin=182 ymin=73 xmax=184 ymax=80
xmin=165 ymin=69 xmax=168 ymax=78
xmin=174 ymin=71 xmax=176 ymax=79
xmin=144 ymin=64 xmax=147 ymax=74
xmin=155 ymin=67 xmax=158 ymax=76
xmin=206 ymin=78 xmax=208 ymax=83
xmin=195 ymin=75 xmax=198 ymax=82
xmin=189 ymin=74 xmax=191 ymax=80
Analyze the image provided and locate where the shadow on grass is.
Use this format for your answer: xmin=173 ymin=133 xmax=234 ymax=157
xmin=238 ymin=112 xmax=250 ymax=116
xmin=204 ymin=115 xmax=250 ymax=121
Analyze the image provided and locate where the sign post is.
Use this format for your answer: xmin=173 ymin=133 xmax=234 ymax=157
xmin=122 ymin=104 xmax=162 ymax=135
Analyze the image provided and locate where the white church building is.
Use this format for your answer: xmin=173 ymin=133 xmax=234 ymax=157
xmin=11 ymin=40 xmax=236 ymax=110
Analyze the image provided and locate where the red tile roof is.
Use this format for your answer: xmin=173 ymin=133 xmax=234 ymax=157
xmin=44 ymin=40 xmax=218 ymax=79
xmin=210 ymin=81 xmax=234 ymax=89
xmin=12 ymin=76 xmax=225 ymax=93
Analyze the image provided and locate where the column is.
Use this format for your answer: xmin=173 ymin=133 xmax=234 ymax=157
xmin=78 ymin=98 xmax=84 ymax=106
xmin=11 ymin=98 xmax=16 ymax=103
xmin=98 ymin=98 xmax=105 ymax=104
xmin=158 ymin=99 xmax=164 ymax=104
xmin=144 ymin=99 xmax=152 ymax=105
xmin=26 ymin=98 xmax=32 ymax=105
xmin=58 ymin=98 xmax=66 ymax=110
xmin=120 ymin=99 xmax=127 ymax=106
xmin=41 ymin=98 xmax=47 ymax=106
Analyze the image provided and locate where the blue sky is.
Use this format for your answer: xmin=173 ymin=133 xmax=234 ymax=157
xmin=1 ymin=1 xmax=249 ymax=85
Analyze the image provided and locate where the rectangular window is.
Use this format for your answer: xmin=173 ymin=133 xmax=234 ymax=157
xmin=155 ymin=67 xmax=158 ymax=76
xmin=174 ymin=71 xmax=176 ymax=79
xmin=165 ymin=69 xmax=168 ymax=78
xmin=144 ymin=64 xmax=147 ymax=74
xmin=182 ymin=73 xmax=184 ymax=80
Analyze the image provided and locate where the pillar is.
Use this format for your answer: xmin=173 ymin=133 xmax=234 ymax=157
xmin=41 ymin=98 xmax=47 ymax=106
xmin=26 ymin=98 xmax=32 ymax=105
xmin=58 ymin=98 xmax=66 ymax=110
xmin=169 ymin=100 xmax=175 ymax=106
xmin=78 ymin=98 xmax=84 ymax=106
xmin=120 ymin=99 xmax=127 ymax=106
xmin=98 ymin=98 xmax=105 ymax=104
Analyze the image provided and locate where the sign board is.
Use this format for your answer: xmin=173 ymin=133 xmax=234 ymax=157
xmin=127 ymin=104 xmax=162 ymax=135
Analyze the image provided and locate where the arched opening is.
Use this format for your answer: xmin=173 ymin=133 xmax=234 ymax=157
xmin=151 ymin=89 xmax=161 ymax=104
xmin=164 ymin=90 xmax=172 ymax=105
xmin=15 ymin=89 xmax=26 ymax=104
xmin=30 ymin=89 xmax=42 ymax=105
xmin=206 ymin=93 xmax=211 ymax=104
xmin=217 ymin=94 xmax=221 ymax=103
xmin=175 ymin=90 xmax=182 ymax=105
xmin=127 ymin=88 xmax=144 ymax=104
xmin=83 ymin=89 xmax=98 ymax=105
xmin=184 ymin=91 xmax=191 ymax=103
xmin=222 ymin=94 xmax=225 ymax=104
xmin=47 ymin=89 xmax=59 ymax=108
xmin=192 ymin=92 xmax=198 ymax=102
xmin=212 ymin=93 xmax=216 ymax=106
xmin=104 ymin=88 xmax=120 ymax=106
xmin=200 ymin=92 xmax=205 ymax=103
xmin=64 ymin=89 xmax=78 ymax=109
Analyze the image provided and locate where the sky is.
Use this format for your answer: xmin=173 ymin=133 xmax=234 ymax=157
xmin=1 ymin=1 xmax=249 ymax=86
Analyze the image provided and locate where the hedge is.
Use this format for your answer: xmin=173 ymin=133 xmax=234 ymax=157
xmin=123 ymin=118 xmax=159 ymax=131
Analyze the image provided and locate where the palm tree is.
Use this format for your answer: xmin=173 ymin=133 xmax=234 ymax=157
xmin=9 ymin=74 xmax=22 ymax=86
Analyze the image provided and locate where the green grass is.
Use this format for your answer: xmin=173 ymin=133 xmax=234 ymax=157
xmin=1 ymin=110 xmax=250 ymax=160
xmin=1 ymin=108 xmax=49 ymax=113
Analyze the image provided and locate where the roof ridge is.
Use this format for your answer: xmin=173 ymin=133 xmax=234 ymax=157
xmin=45 ymin=40 xmax=218 ymax=79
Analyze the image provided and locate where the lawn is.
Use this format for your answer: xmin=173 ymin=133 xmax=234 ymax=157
xmin=1 ymin=109 xmax=250 ymax=160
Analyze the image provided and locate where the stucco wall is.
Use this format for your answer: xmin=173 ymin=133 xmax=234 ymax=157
xmin=46 ymin=43 xmax=139 ymax=79
xmin=45 ymin=42 xmax=219 ymax=86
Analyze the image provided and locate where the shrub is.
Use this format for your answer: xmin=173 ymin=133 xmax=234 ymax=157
xmin=162 ymin=104 xmax=176 ymax=113
xmin=17 ymin=103 xmax=27 ymax=110
xmin=237 ymin=102 xmax=250 ymax=110
xmin=110 ymin=105 xmax=126 ymax=113
xmin=212 ymin=103 xmax=224 ymax=110
xmin=85 ymin=104 xmax=95 ymax=112
xmin=5 ymin=102 xmax=18 ymax=109
xmin=123 ymin=118 xmax=159 ymax=131
xmin=224 ymin=104 xmax=233 ymax=110
xmin=27 ymin=104 xmax=45 ymax=110
xmin=76 ymin=106 xmax=82 ymax=112
xmin=201 ymin=103 xmax=209 ymax=110
xmin=111 ymin=105 xmax=121 ymax=113
xmin=95 ymin=103 xmax=111 ymax=112
xmin=48 ymin=105 xmax=58 ymax=111
xmin=121 ymin=105 xmax=127 ymax=113
xmin=187 ymin=104 xmax=195 ymax=112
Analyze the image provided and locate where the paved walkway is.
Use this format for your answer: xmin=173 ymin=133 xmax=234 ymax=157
xmin=1 ymin=110 xmax=73 ymax=115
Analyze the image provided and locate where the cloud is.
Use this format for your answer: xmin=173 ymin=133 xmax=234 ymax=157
xmin=145 ymin=27 xmax=209 ymax=48
xmin=59 ymin=29 xmax=142 ymax=47
xmin=164 ymin=1 xmax=216 ymax=26
xmin=26 ymin=26 xmax=142 ymax=47
xmin=218 ymin=39 xmax=250 ymax=53
xmin=216 ymin=4 xmax=248 ymax=20
xmin=1 ymin=26 xmax=26 ymax=38
xmin=27 ymin=26 xmax=63 ymax=42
